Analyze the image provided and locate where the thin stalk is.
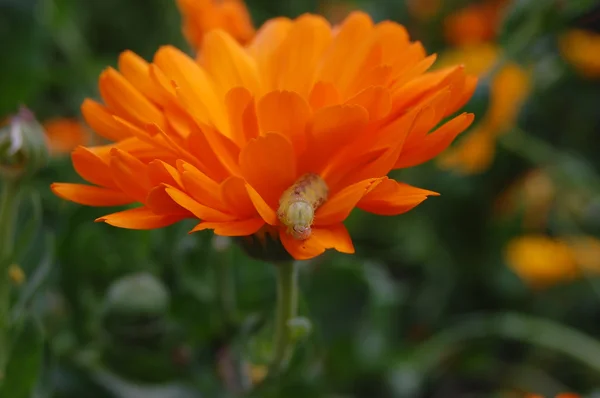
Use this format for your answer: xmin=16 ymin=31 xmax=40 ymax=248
xmin=0 ymin=179 xmax=20 ymax=382
xmin=270 ymin=261 xmax=298 ymax=375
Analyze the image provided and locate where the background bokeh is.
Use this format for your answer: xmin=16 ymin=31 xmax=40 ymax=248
xmin=2 ymin=0 xmax=600 ymax=397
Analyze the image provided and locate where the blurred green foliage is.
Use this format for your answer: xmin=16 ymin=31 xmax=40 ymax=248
xmin=2 ymin=0 xmax=600 ymax=397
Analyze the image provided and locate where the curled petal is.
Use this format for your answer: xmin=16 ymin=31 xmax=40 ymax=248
xmin=190 ymin=218 xmax=265 ymax=236
xmin=51 ymin=183 xmax=133 ymax=207
xmin=280 ymin=224 xmax=354 ymax=260
xmin=96 ymin=207 xmax=185 ymax=229
xmin=358 ymin=178 xmax=439 ymax=216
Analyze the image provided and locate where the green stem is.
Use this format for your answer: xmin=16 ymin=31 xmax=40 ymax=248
xmin=0 ymin=179 xmax=20 ymax=382
xmin=270 ymin=261 xmax=298 ymax=375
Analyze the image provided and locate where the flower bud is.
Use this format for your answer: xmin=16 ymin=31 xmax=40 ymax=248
xmin=0 ymin=107 xmax=49 ymax=180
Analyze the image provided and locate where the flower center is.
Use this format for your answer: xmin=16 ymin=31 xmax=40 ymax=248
xmin=277 ymin=173 xmax=329 ymax=240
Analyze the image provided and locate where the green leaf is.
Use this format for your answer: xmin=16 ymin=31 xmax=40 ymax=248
xmin=0 ymin=316 xmax=44 ymax=398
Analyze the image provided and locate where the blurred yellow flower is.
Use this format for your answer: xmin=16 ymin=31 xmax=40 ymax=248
xmin=43 ymin=118 xmax=89 ymax=156
xmin=437 ymin=44 xmax=530 ymax=174
xmin=560 ymin=29 xmax=600 ymax=79
xmin=505 ymin=235 xmax=600 ymax=288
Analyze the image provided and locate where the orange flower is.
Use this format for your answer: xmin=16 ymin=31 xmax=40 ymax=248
xmin=560 ymin=29 xmax=600 ymax=79
xmin=177 ymin=0 xmax=255 ymax=52
xmin=436 ymin=44 xmax=530 ymax=174
xmin=406 ymin=0 xmax=442 ymax=21
xmin=51 ymin=12 xmax=475 ymax=260
xmin=444 ymin=0 xmax=508 ymax=46
xmin=43 ymin=118 xmax=89 ymax=156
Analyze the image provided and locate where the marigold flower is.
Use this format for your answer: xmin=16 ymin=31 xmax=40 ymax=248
xmin=560 ymin=29 xmax=600 ymax=79
xmin=51 ymin=11 xmax=476 ymax=260
xmin=436 ymin=44 xmax=529 ymax=174
xmin=177 ymin=0 xmax=255 ymax=51
xmin=43 ymin=118 xmax=89 ymax=156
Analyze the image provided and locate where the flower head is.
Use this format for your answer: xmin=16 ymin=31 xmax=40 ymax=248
xmin=177 ymin=0 xmax=255 ymax=52
xmin=52 ymin=11 xmax=476 ymax=260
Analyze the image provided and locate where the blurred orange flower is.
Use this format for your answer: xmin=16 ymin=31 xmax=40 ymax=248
xmin=43 ymin=118 xmax=89 ymax=156
xmin=560 ymin=29 xmax=600 ymax=79
xmin=506 ymin=235 xmax=600 ymax=288
xmin=437 ymin=44 xmax=530 ymax=174
xmin=176 ymin=0 xmax=255 ymax=52
xmin=444 ymin=0 xmax=508 ymax=46
xmin=52 ymin=11 xmax=475 ymax=260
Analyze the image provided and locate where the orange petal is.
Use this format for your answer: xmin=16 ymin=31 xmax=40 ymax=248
xmin=358 ymin=178 xmax=438 ymax=215
xmin=118 ymin=50 xmax=163 ymax=106
xmin=147 ymin=159 xmax=184 ymax=188
xmin=96 ymin=207 xmax=184 ymax=229
xmin=201 ymin=30 xmax=260 ymax=97
xmin=256 ymin=90 xmax=311 ymax=153
xmin=315 ymin=178 xmax=383 ymax=225
xmin=98 ymin=67 xmax=165 ymax=130
xmin=165 ymin=186 xmax=235 ymax=222
xmin=51 ymin=183 xmax=133 ymax=207
xmin=225 ymin=87 xmax=259 ymax=146
xmin=178 ymin=161 xmax=226 ymax=211
xmin=109 ymin=148 xmax=151 ymax=203
xmin=345 ymin=86 xmax=392 ymax=121
xmin=146 ymin=185 xmax=191 ymax=215
xmin=81 ymin=99 xmax=127 ymax=142
xmin=190 ymin=218 xmax=265 ymax=236
xmin=220 ymin=176 xmax=257 ymax=218
xmin=71 ymin=146 xmax=116 ymax=189
xmin=153 ymin=45 xmax=228 ymax=134
xmin=245 ymin=183 xmax=278 ymax=225
xmin=271 ymin=14 xmax=332 ymax=96
xmin=319 ymin=11 xmax=374 ymax=92
xmin=308 ymin=81 xmax=340 ymax=111
xmin=395 ymin=112 xmax=475 ymax=169
xmin=247 ymin=17 xmax=293 ymax=92
xmin=300 ymin=104 xmax=369 ymax=174
xmin=239 ymin=133 xmax=296 ymax=207
xmin=280 ymin=223 xmax=354 ymax=260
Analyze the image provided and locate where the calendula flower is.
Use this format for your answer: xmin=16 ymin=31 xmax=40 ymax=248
xmin=505 ymin=235 xmax=600 ymax=288
xmin=443 ymin=0 xmax=508 ymax=46
xmin=51 ymin=11 xmax=476 ymax=260
xmin=437 ymin=44 xmax=529 ymax=174
xmin=43 ymin=118 xmax=89 ymax=156
xmin=177 ymin=0 xmax=255 ymax=52
xmin=560 ymin=29 xmax=600 ymax=79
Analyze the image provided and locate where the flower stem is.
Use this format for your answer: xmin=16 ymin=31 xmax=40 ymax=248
xmin=0 ymin=179 xmax=20 ymax=382
xmin=270 ymin=261 xmax=298 ymax=375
